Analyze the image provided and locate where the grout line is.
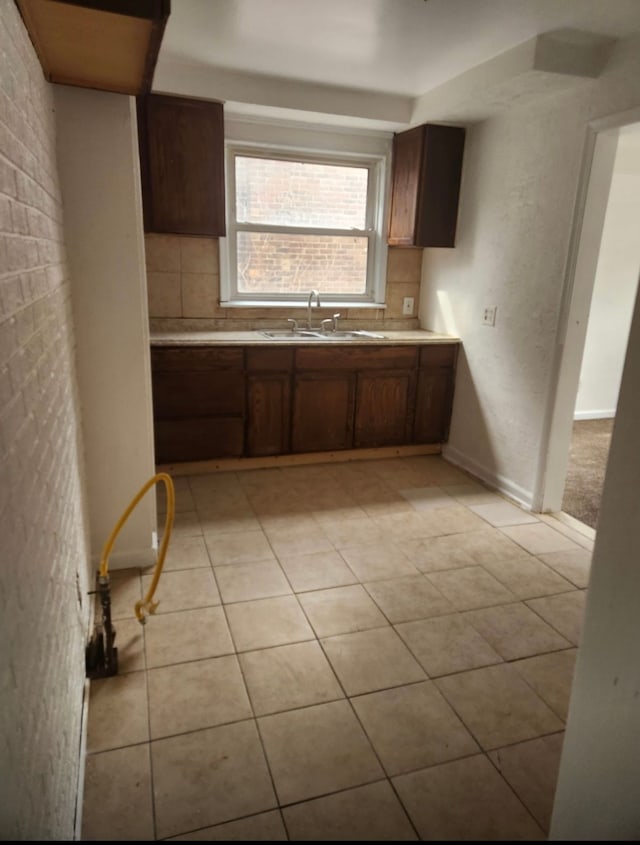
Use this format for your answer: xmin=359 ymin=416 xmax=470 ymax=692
xmin=483 ymin=747 xmax=550 ymax=836
xmin=89 ymin=454 xmax=581 ymax=838
xmin=144 ymin=715 xmax=157 ymax=841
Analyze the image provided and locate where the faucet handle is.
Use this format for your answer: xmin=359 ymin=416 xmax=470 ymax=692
xmin=287 ymin=318 xmax=299 ymax=332
xmin=321 ymin=318 xmax=333 ymax=334
xmin=332 ymin=313 xmax=341 ymax=331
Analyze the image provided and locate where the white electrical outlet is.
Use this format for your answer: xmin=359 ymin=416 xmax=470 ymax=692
xmin=402 ymin=296 xmax=415 ymax=316
xmin=482 ymin=306 xmax=497 ymax=326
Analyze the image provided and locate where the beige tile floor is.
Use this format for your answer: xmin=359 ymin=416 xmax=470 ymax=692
xmin=81 ymin=455 xmax=593 ymax=841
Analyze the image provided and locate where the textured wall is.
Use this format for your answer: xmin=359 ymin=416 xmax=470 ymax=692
xmin=0 ymin=1 xmax=91 ymax=838
xmin=420 ymin=32 xmax=640 ymax=506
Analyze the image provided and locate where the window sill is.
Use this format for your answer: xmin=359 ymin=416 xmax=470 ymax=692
xmin=220 ymin=300 xmax=386 ymax=309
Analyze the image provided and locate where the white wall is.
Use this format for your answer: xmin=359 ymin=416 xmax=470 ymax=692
xmin=420 ymin=96 xmax=585 ymax=505
xmin=0 ymin=1 xmax=92 ymax=837
xmin=550 ymin=279 xmax=640 ymax=839
xmin=420 ymin=32 xmax=640 ymax=508
xmin=574 ymin=128 xmax=640 ymax=419
xmin=54 ymin=87 xmax=157 ymax=568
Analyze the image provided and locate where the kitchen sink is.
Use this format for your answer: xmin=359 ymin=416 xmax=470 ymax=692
xmin=259 ymin=330 xmax=325 ymax=340
xmin=260 ymin=329 xmax=386 ymax=341
xmin=327 ymin=330 xmax=386 ymax=339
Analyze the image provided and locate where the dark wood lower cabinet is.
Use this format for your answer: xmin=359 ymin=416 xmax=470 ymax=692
xmin=155 ymin=418 xmax=244 ymax=462
xmin=152 ymin=370 xmax=244 ymax=418
xmin=354 ymin=370 xmax=415 ymax=448
xmin=245 ymin=347 xmax=293 ymax=457
xmin=151 ymin=346 xmax=245 ymax=464
xmin=150 ymin=343 xmax=458 ymax=462
xmin=414 ymin=368 xmax=455 ymax=443
xmin=413 ymin=367 xmax=453 ymax=443
xmin=292 ymin=372 xmax=355 ymax=453
xmin=246 ymin=374 xmax=291 ymax=457
xmin=413 ymin=343 xmax=458 ymax=444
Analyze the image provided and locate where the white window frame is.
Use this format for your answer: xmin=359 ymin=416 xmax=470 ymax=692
xmin=219 ymin=126 xmax=390 ymax=308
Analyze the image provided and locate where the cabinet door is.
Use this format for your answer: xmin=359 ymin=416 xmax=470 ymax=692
xmin=388 ymin=123 xmax=465 ymax=248
xmin=138 ymin=94 xmax=225 ymax=236
xmin=416 ymin=125 xmax=465 ymax=248
xmin=152 ymin=371 xmax=244 ymax=418
xmin=354 ymin=370 xmax=414 ymax=447
xmin=246 ymin=374 xmax=291 ymax=457
xmin=155 ymin=418 xmax=244 ymax=464
xmin=388 ymin=126 xmax=423 ymax=246
xmin=150 ymin=345 xmax=244 ymax=463
xmin=413 ymin=368 xmax=455 ymax=443
xmin=292 ymin=372 xmax=355 ymax=453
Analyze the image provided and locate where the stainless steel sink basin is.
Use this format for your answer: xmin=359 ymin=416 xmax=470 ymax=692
xmin=259 ymin=329 xmax=326 ymax=340
xmin=260 ymin=329 xmax=386 ymax=341
xmin=328 ymin=330 xmax=386 ymax=339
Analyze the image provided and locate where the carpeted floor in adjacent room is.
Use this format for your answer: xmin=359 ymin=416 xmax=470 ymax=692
xmin=561 ymin=418 xmax=614 ymax=530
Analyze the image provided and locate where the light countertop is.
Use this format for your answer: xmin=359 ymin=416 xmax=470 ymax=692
xmin=150 ymin=329 xmax=461 ymax=347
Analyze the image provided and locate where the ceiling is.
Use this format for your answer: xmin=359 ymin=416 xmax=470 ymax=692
xmin=154 ymin=0 xmax=640 ymax=128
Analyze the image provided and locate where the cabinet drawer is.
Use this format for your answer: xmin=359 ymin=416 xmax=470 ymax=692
xmin=296 ymin=346 xmax=417 ymax=371
xmin=419 ymin=344 xmax=458 ymax=368
xmin=151 ymin=347 xmax=243 ymax=371
xmin=246 ymin=347 xmax=294 ymax=371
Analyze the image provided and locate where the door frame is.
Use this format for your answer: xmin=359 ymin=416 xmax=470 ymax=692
xmin=533 ymin=105 xmax=640 ymax=513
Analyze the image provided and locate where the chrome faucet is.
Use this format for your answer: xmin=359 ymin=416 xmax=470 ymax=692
xmin=307 ymin=289 xmax=321 ymax=329
xmin=321 ymin=313 xmax=341 ymax=334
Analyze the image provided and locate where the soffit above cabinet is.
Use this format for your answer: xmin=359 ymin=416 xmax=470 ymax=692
xmin=15 ymin=0 xmax=171 ymax=95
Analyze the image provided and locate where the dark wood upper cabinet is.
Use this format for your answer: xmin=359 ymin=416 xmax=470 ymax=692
xmin=388 ymin=123 xmax=465 ymax=248
xmin=137 ymin=94 xmax=226 ymax=236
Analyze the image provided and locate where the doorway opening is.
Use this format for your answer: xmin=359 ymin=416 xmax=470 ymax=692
xmin=561 ymin=124 xmax=640 ymax=531
xmin=538 ymin=108 xmax=640 ymax=530
xmin=561 ymin=418 xmax=613 ymax=530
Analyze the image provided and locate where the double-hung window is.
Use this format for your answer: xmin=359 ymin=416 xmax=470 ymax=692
xmin=220 ymin=126 xmax=390 ymax=307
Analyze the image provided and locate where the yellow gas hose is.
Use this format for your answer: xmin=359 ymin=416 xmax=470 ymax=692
xmin=98 ymin=472 xmax=175 ymax=625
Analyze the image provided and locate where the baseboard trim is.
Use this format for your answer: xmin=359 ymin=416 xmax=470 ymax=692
xmin=544 ymin=510 xmax=597 ymax=546
xmin=573 ymin=410 xmax=615 ymax=420
xmin=74 ymin=679 xmax=91 ymax=840
xmin=157 ymin=443 xmax=442 ymax=477
xmin=443 ymin=444 xmax=534 ymax=510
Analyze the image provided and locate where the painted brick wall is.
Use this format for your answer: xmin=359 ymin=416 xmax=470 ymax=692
xmin=0 ymin=1 xmax=91 ymax=838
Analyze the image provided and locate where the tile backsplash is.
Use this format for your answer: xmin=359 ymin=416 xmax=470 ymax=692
xmin=145 ymin=234 xmax=422 ymax=332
